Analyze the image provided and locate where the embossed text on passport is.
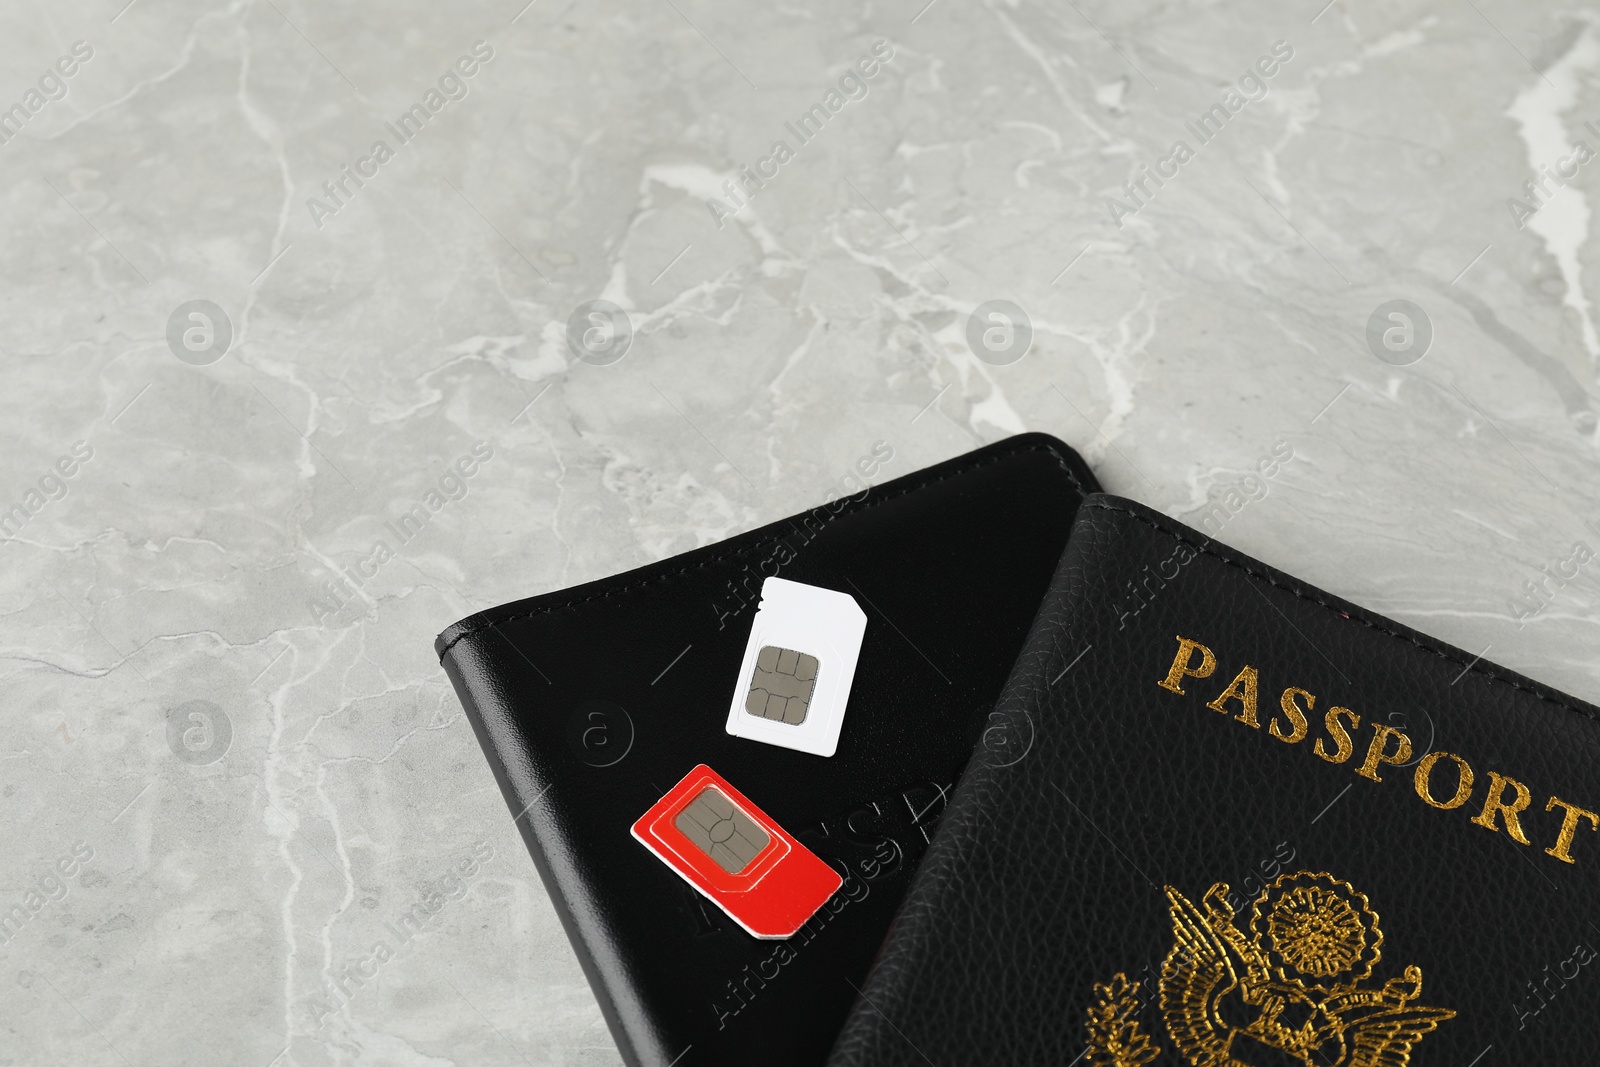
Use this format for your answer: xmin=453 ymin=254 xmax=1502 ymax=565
xmin=1158 ymin=635 xmax=1599 ymax=868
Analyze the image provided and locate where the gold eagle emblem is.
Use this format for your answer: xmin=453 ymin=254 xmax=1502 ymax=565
xmin=1086 ymin=871 xmax=1454 ymax=1067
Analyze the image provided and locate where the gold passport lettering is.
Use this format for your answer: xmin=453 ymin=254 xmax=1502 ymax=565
xmin=1158 ymin=636 xmax=1216 ymax=694
xmin=1312 ymin=707 xmax=1359 ymax=766
xmin=1085 ymin=870 xmax=1454 ymax=1066
xmin=1412 ymin=751 xmax=1474 ymax=810
xmin=1469 ymin=771 xmax=1533 ymax=845
xmin=1355 ymin=724 xmax=1411 ymax=782
xmin=1271 ymin=688 xmax=1311 ymax=744
xmin=1546 ymin=796 xmax=1600 ymax=864
xmin=1158 ymin=636 xmax=1600 ymax=867
xmin=1206 ymin=666 xmax=1261 ymax=728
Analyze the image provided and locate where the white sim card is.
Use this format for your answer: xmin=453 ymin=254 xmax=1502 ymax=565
xmin=724 ymin=577 xmax=867 ymax=757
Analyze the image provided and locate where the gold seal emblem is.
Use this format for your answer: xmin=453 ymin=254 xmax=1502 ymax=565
xmin=1085 ymin=870 xmax=1454 ymax=1067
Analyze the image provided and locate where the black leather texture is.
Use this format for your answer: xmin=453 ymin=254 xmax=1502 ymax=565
xmin=434 ymin=434 xmax=1098 ymax=1067
xmin=829 ymin=494 xmax=1600 ymax=1066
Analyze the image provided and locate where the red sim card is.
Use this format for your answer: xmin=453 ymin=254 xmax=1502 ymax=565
xmin=631 ymin=764 xmax=841 ymax=939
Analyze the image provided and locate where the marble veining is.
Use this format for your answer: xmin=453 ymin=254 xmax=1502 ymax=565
xmin=1 ymin=1 xmax=1598 ymax=1064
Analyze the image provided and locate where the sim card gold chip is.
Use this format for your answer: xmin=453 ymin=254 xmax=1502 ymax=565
xmin=673 ymin=786 xmax=771 ymax=874
xmin=744 ymin=645 xmax=819 ymax=725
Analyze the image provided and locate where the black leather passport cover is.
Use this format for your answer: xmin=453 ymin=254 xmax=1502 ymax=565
xmin=830 ymin=494 xmax=1600 ymax=1066
xmin=434 ymin=434 xmax=1097 ymax=1067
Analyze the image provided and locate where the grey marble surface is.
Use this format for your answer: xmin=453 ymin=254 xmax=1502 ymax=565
xmin=3 ymin=0 xmax=1599 ymax=1064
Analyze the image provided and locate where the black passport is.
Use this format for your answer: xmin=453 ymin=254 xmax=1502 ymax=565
xmin=829 ymin=494 xmax=1600 ymax=1066
xmin=434 ymin=434 xmax=1098 ymax=1066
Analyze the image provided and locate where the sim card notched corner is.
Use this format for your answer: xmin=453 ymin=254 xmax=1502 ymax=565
xmin=724 ymin=577 xmax=867 ymax=758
